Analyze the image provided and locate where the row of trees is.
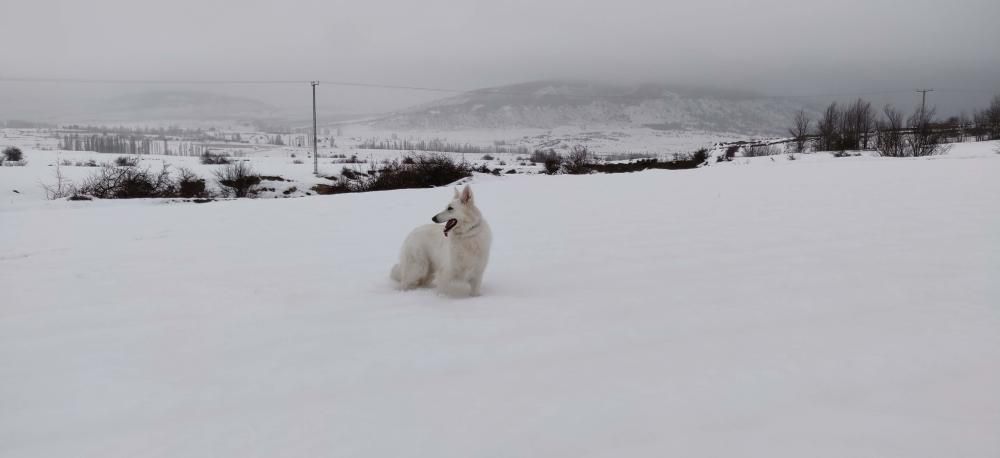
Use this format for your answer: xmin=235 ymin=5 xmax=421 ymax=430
xmin=61 ymin=134 xmax=161 ymax=155
xmin=357 ymin=137 xmax=531 ymax=156
xmin=973 ymin=95 xmax=1000 ymax=140
xmin=62 ymin=125 xmax=205 ymax=137
xmin=788 ymin=95 xmax=1000 ymax=157
xmin=59 ymin=134 xmax=210 ymax=156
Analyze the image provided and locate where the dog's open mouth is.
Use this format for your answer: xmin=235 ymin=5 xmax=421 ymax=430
xmin=443 ymin=218 xmax=458 ymax=236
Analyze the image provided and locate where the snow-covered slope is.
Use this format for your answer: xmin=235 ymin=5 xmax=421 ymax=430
xmin=373 ymin=80 xmax=812 ymax=134
xmin=2 ymin=144 xmax=999 ymax=457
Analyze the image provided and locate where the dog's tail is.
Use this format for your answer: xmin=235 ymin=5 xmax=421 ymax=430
xmin=390 ymin=264 xmax=401 ymax=282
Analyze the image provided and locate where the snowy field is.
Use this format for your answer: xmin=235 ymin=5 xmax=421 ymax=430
xmin=2 ymin=142 xmax=1000 ymax=457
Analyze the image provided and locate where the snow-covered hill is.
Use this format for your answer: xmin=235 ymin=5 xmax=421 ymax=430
xmin=2 ymin=142 xmax=999 ymax=457
xmin=373 ymin=80 xmax=813 ymax=134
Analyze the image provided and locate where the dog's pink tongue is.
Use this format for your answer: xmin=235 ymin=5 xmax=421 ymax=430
xmin=443 ymin=219 xmax=458 ymax=236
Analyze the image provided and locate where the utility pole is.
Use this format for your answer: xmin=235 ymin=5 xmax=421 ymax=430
xmin=311 ymin=81 xmax=319 ymax=175
xmin=916 ymin=88 xmax=934 ymax=122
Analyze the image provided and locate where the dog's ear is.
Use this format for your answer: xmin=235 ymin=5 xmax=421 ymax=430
xmin=460 ymin=185 xmax=473 ymax=204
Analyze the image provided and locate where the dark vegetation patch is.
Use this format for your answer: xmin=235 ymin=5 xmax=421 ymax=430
xmin=114 ymin=156 xmax=139 ymax=166
xmin=317 ymin=154 xmax=471 ymax=195
xmin=200 ymin=151 xmax=232 ymax=165
xmin=2 ymin=146 xmax=23 ymax=162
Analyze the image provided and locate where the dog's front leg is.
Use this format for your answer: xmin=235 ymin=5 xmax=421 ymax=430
xmin=469 ymin=275 xmax=482 ymax=297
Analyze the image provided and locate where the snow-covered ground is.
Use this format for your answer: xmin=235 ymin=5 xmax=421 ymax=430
xmin=2 ymin=142 xmax=999 ymax=457
xmin=0 ymin=147 xmax=538 ymax=205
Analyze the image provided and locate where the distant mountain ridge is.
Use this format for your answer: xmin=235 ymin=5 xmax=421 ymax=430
xmin=373 ymin=80 xmax=812 ymax=134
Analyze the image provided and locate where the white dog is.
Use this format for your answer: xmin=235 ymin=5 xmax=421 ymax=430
xmin=390 ymin=184 xmax=492 ymax=296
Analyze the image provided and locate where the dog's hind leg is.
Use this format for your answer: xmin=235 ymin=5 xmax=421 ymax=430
xmin=398 ymin=262 xmax=430 ymax=290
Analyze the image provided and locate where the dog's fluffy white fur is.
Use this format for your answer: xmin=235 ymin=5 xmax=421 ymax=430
xmin=390 ymin=185 xmax=492 ymax=296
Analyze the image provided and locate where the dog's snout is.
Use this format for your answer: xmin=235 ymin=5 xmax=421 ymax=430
xmin=431 ymin=216 xmax=438 ymax=223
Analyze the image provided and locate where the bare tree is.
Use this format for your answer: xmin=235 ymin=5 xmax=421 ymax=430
xmin=956 ymin=113 xmax=970 ymax=142
xmin=41 ymin=162 xmax=76 ymax=199
xmin=838 ymin=98 xmax=874 ymax=150
xmin=907 ymin=105 xmax=948 ymax=157
xmin=788 ymin=110 xmax=811 ymax=153
xmin=875 ymin=105 xmax=906 ymax=157
xmin=815 ymin=102 xmax=842 ymax=152
xmin=984 ymin=94 xmax=1000 ymax=140
xmin=854 ymin=99 xmax=875 ymax=149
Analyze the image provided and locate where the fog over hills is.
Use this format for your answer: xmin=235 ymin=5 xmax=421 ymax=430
xmin=372 ymin=80 xmax=815 ymax=134
xmin=90 ymin=91 xmax=280 ymax=122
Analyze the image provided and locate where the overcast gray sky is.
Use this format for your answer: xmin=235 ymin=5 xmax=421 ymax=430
xmin=1 ymin=0 xmax=998 ymax=117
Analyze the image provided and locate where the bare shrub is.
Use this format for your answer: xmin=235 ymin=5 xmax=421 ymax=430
xmin=213 ymin=161 xmax=261 ymax=197
xmin=78 ymin=164 xmax=175 ymax=199
xmin=329 ymin=155 xmax=470 ymax=193
xmin=907 ymin=106 xmax=949 ymax=157
xmin=42 ymin=165 xmax=77 ymax=199
xmin=562 ymin=145 xmax=592 ymax=174
xmin=362 ymin=154 xmax=471 ymax=191
xmin=175 ymin=167 xmax=210 ymax=198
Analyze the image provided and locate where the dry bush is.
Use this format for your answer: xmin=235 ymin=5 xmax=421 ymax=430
xmin=77 ymin=164 xmax=175 ymax=199
xmin=214 ymin=161 xmax=261 ymax=197
xmin=562 ymin=145 xmax=592 ymax=174
xmin=175 ymin=167 xmax=210 ymax=198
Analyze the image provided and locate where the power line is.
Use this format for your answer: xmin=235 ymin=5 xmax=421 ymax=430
xmin=0 ymin=75 xmax=993 ymax=100
xmin=0 ymin=76 xmax=308 ymax=85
